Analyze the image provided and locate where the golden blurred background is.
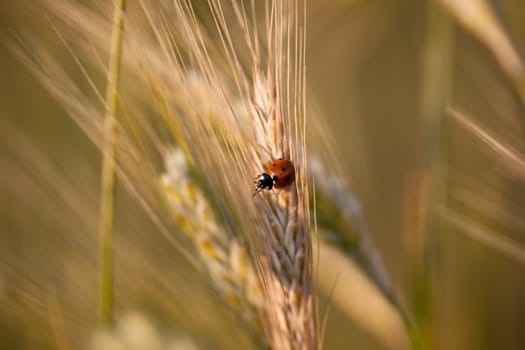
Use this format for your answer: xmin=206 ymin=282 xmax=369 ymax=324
xmin=2 ymin=0 xmax=525 ymax=349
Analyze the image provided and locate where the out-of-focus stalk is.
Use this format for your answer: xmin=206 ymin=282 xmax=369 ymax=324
xmin=98 ymin=0 xmax=126 ymax=327
xmin=405 ymin=0 xmax=453 ymax=348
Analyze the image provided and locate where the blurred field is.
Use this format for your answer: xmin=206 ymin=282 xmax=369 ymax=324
xmin=2 ymin=0 xmax=525 ymax=349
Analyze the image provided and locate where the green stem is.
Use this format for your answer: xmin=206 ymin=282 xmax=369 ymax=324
xmin=98 ymin=0 xmax=126 ymax=327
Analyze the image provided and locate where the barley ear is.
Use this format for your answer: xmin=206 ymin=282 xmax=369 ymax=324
xmin=161 ymin=148 xmax=266 ymax=343
xmin=249 ymin=67 xmax=314 ymax=350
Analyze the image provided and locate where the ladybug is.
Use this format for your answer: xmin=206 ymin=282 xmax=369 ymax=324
xmin=253 ymin=158 xmax=295 ymax=196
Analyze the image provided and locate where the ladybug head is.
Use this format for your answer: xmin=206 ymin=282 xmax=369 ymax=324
xmin=253 ymin=173 xmax=277 ymax=196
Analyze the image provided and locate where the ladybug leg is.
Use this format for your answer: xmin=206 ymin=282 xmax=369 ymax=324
xmin=252 ymin=187 xmax=262 ymax=197
xmin=252 ymin=174 xmax=264 ymax=197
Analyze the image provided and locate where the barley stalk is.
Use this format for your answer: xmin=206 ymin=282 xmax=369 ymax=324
xmin=404 ymin=1 xmax=452 ymax=348
xmin=98 ymin=0 xmax=126 ymax=327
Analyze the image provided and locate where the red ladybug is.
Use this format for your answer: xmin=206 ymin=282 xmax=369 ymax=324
xmin=253 ymin=158 xmax=295 ymax=196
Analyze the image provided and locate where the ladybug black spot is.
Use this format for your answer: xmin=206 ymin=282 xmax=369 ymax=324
xmin=281 ymin=167 xmax=286 ymax=171
xmin=273 ymin=163 xmax=277 ymax=166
